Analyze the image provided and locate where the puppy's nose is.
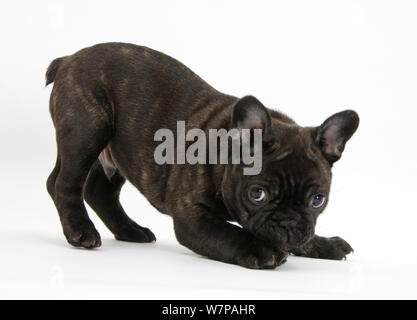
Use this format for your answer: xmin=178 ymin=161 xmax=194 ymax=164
xmin=279 ymin=220 xmax=297 ymax=230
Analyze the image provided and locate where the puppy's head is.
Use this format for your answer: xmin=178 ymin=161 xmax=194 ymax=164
xmin=222 ymin=96 xmax=359 ymax=249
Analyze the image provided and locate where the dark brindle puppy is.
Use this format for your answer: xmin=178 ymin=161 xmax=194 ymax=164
xmin=46 ymin=42 xmax=359 ymax=269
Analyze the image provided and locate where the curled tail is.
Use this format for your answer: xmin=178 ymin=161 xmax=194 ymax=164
xmin=45 ymin=57 xmax=66 ymax=86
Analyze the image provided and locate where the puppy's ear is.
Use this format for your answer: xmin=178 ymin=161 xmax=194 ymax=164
xmin=232 ymin=95 xmax=273 ymax=143
xmin=315 ymin=110 xmax=359 ymax=165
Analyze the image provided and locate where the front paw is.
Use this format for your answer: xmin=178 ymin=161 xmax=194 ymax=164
xmin=235 ymin=240 xmax=288 ymax=269
xmin=291 ymin=236 xmax=353 ymax=260
xmin=324 ymin=236 xmax=354 ymax=260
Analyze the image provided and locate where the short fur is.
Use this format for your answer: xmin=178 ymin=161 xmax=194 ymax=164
xmin=46 ymin=43 xmax=359 ymax=269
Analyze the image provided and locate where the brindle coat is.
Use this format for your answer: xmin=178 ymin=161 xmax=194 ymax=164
xmin=46 ymin=43 xmax=359 ymax=269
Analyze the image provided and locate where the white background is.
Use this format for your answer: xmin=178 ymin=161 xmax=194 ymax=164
xmin=1 ymin=0 xmax=416 ymax=299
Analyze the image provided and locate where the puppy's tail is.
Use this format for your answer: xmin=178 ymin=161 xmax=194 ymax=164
xmin=45 ymin=56 xmax=66 ymax=86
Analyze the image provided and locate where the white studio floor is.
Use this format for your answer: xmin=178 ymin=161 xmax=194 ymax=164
xmin=1 ymin=163 xmax=416 ymax=300
xmin=2 ymin=0 xmax=417 ymax=300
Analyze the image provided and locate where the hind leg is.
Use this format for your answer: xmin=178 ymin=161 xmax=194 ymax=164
xmin=47 ymin=156 xmax=60 ymax=199
xmin=83 ymin=160 xmax=156 ymax=243
xmin=47 ymin=95 xmax=110 ymax=248
xmin=53 ymin=143 xmax=106 ymax=248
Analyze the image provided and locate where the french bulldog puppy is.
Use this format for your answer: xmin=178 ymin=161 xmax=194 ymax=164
xmin=46 ymin=42 xmax=359 ymax=269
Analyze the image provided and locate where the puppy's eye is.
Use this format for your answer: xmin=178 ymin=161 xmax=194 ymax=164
xmin=248 ymin=186 xmax=268 ymax=204
xmin=311 ymin=194 xmax=326 ymax=209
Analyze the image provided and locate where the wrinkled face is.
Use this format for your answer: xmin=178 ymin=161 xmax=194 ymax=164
xmin=222 ymin=137 xmax=331 ymax=250
xmin=222 ymin=95 xmax=359 ymax=250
